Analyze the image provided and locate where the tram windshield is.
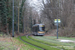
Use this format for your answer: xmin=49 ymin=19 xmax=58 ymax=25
xmin=39 ymin=26 xmax=45 ymax=31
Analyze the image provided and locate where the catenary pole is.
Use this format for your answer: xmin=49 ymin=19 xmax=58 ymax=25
xmin=57 ymin=0 xmax=59 ymax=39
xmin=18 ymin=1 xmax=20 ymax=34
xmin=12 ymin=0 xmax=14 ymax=37
xmin=57 ymin=19 xmax=58 ymax=39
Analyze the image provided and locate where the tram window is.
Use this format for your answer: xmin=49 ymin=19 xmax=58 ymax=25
xmin=32 ymin=26 xmax=38 ymax=32
xmin=39 ymin=27 xmax=45 ymax=31
xmin=35 ymin=26 xmax=39 ymax=32
xmin=33 ymin=27 xmax=35 ymax=32
xmin=32 ymin=27 xmax=35 ymax=32
xmin=37 ymin=26 xmax=39 ymax=31
xmin=42 ymin=27 xmax=45 ymax=31
xmin=32 ymin=27 xmax=34 ymax=31
xmin=34 ymin=27 xmax=36 ymax=32
xmin=35 ymin=27 xmax=37 ymax=32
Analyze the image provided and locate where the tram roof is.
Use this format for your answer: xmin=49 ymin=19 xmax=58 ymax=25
xmin=32 ymin=24 xmax=44 ymax=27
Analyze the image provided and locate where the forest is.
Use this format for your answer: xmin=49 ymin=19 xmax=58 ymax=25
xmin=0 ymin=0 xmax=75 ymax=37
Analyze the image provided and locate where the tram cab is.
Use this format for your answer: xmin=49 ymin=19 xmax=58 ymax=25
xmin=32 ymin=24 xmax=45 ymax=36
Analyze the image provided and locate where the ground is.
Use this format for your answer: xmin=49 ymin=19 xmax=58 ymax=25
xmin=0 ymin=30 xmax=75 ymax=50
xmin=0 ymin=34 xmax=26 ymax=50
xmin=0 ymin=36 xmax=17 ymax=50
xmin=0 ymin=33 xmax=37 ymax=50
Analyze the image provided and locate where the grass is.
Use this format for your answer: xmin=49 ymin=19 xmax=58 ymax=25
xmin=0 ymin=47 xmax=4 ymax=50
xmin=0 ymin=33 xmax=17 ymax=50
xmin=29 ymin=36 xmax=60 ymax=46
xmin=32 ymin=36 xmax=75 ymax=50
xmin=0 ymin=32 xmax=42 ymax=50
xmin=17 ymin=37 xmax=41 ymax=50
xmin=0 ymin=40 xmax=17 ymax=50
xmin=20 ymin=36 xmax=60 ymax=50
xmin=44 ymin=36 xmax=75 ymax=46
xmin=44 ymin=36 xmax=75 ymax=41
xmin=0 ymin=35 xmax=40 ymax=50
xmin=32 ymin=36 xmax=75 ymax=46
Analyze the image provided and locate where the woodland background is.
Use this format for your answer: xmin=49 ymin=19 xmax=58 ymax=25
xmin=0 ymin=0 xmax=75 ymax=37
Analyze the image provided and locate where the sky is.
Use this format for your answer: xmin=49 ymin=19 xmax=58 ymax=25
xmin=25 ymin=0 xmax=49 ymax=18
xmin=27 ymin=0 xmax=48 ymax=12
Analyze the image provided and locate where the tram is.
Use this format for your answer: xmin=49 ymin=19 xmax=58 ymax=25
xmin=32 ymin=24 xmax=45 ymax=36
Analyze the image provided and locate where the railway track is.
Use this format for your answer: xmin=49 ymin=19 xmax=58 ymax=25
xmin=19 ymin=34 xmax=45 ymax=50
xmin=27 ymin=34 xmax=64 ymax=50
xmin=19 ymin=34 xmax=63 ymax=50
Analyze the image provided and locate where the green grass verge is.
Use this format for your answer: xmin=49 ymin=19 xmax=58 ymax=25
xmin=44 ymin=36 xmax=75 ymax=41
xmin=29 ymin=36 xmax=60 ymax=46
xmin=32 ymin=36 xmax=75 ymax=50
xmin=33 ymin=36 xmax=75 ymax=46
xmin=21 ymin=36 xmax=60 ymax=50
xmin=17 ymin=37 xmax=41 ymax=50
